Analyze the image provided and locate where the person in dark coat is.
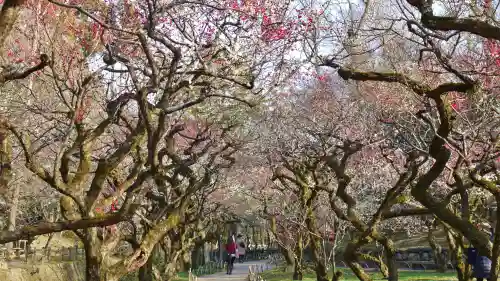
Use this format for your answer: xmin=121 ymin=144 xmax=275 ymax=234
xmin=473 ymin=223 xmax=493 ymax=281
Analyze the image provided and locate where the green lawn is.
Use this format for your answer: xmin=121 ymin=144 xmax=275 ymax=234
xmin=173 ymin=272 xmax=189 ymax=281
xmin=261 ymin=268 xmax=457 ymax=281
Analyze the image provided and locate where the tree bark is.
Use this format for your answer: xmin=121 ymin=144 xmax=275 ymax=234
xmin=405 ymin=0 xmax=500 ymax=40
xmin=280 ymin=245 xmax=295 ymax=267
xmin=0 ymin=0 xmax=22 ymax=50
xmin=5 ymin=183 xmax=19 ymax=257
xmin=163 ymin=261 xmax=178 ymax=281
xmin=0 ymin=212 xmax=128 ymax=244
xmin=81 ymin=228 xmax=123 ymax=281
xmin=411 ymin=149 xmax=491 ymax=257
xmin=378 ymin=254 xmax=389 ymax=278
xmin=381 ymin=238 xmax=398 ymax=281
xmin=269 ymin=213 xmax=295 ymax=269
xmin=305 ymin=202 xmax=328 ymax=281
xmin=359 ymin=252 xmax=388 ymax=278
xmin=0 ymin=122 xmax=12 ymax=195
xmin=445 ymin=226 xmax=471 ymax=281
xmin=292 ymin=258 xmax=303 ymax=280
xmin=138 ymin=253 xmax=154 ymax=281
xmin=359 ymin=250 xmax=389 ymax=278
xmin=84 ymin=234 xmax=102 ymax=281
xmin=6 ymin=183 xmax=18 ymax=235
xmin=428 ymin=225 xmax=447 ymax=273
xmin=309 ymin=233 xmax=328 ymax=281
xmin=191 ymin=242 xmax=203 ymax=268
xmin=293 ymin=233 xmax=304 ymax=280
xmin=332 ymin=270 xmax=343 ymax=281
xmin=344 ymin=240 xmax=373 ymax=281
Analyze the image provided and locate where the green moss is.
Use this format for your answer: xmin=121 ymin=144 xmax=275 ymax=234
xmin=396 ymin=195 xmax=410 ymax=204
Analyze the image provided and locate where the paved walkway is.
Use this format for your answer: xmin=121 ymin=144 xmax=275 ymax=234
xmin=197 ymin=260 xmax=269 ymax=280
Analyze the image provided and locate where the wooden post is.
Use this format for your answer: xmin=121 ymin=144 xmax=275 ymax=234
xmin=218 ymin=234 xmax=223 ymax=265
xmin=31 ymin=248 xmax=36 ymax=262
xmin=46 ymin=247 xmax=51 ymax=262
xmin=0 ymin=246 xmax=5 ymax=260
xmin=13 ymin=240 xmax=21 ymax=259
xmin=25 ymin=240 xmax=28 ymax=262
xmin=69 ymin=244 xmax=77 ymax=260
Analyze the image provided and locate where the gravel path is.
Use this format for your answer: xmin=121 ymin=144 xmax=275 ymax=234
xmin=197 ymin=260 xmax=269 ymax=281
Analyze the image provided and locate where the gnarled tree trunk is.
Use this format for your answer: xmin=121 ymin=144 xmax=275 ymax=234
xmin=305 ymin=199 xmax=329 ymax=281
xmin=81 ymin=227 xmax=121 ymax=281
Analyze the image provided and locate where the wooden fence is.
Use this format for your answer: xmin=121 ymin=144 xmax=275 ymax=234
xmin=247 ymin=254 xmax=279 ymax=281
xmin=186 ymin=261 xmax=225 ymax=281
xmin=247 ymin=263 xmax=272 ymax=281
xmin=0 ymin=240 xmax=84 ymax=263
xmin=188 ymin=268 xmax=198 ymax=281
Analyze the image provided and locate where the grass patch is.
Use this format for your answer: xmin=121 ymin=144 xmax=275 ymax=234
xmin=261 ymin=268 xmax=457 ymax=281
xmin=173 ymin=272 xmax=189 ymax=281
xmin=173 ymin=263 xmax=224 ymax=281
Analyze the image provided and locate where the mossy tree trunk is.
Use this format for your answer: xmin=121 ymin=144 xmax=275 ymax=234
xmin=428 ymin=221 xmax=447 ymax=273
xmin=293 ymin=233 xmax=304 ymax=280
xmin=381 ymin=238 xmax=398 ymax=281
xmin=378 ymin=254 xmax=389 ymax=278
xmin=445 ymin=226 xmax=472 ymax=281
xmin=82 ymin=229 xmax=103 ymax=281
xmin=360 ymin=252 xmax=388 ymax=278
xmin=304 ymin=190 xmax=329 ymax=281
xmin=344 ymin=240 xmax=373 ymax=281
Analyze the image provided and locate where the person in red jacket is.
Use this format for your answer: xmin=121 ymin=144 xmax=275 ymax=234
xmin=225 ymin=234 xmax=238 ymax=274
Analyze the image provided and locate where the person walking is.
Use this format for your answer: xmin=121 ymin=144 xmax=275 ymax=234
xmin=225 ymin=234 xmax=238 ymax=275
xmin=236 ymin=234 xmax=246 ymax=263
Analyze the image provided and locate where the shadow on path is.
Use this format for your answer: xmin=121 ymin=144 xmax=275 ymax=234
xmin=197 ymin=260 xmax=269 ymax=281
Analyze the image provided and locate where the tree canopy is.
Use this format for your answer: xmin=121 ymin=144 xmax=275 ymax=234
xmin=0 ymin=0 xmax=499 ymax=281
